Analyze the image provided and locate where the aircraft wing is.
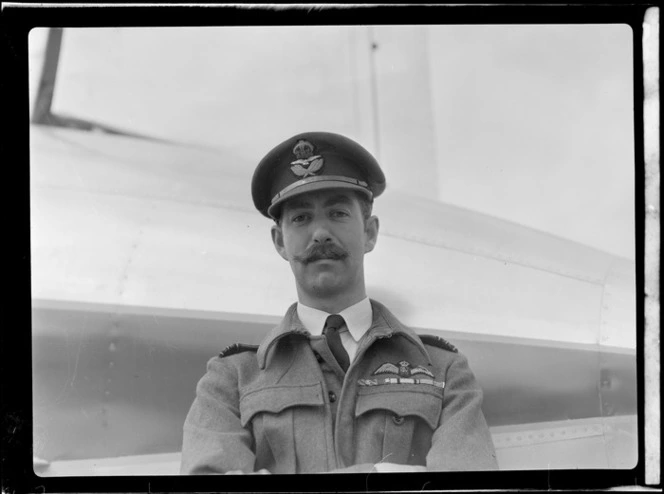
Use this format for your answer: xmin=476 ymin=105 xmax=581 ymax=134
xmin=31 ymin=125 xmax=637 ymax=475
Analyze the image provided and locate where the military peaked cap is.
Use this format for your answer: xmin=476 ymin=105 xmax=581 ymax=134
xmin=252 ymin=132 xmax=386 ymax=219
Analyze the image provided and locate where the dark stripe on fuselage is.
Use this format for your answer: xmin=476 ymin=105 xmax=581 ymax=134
xmin=32 ymin=301 xmax=637 ymax=462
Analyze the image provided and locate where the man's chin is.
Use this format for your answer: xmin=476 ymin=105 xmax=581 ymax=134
xmin=306 ymin=274 xmax=347 ymax=297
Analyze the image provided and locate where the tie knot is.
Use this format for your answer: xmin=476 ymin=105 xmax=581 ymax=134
xmin=324 ymin=314 xmax=345 ymax=331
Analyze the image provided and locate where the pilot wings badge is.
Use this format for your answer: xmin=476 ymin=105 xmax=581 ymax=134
xmin=290 ymin=139 xmax=324 ymax=178
xmin=372 ymin=360 xmax=434 ymax=378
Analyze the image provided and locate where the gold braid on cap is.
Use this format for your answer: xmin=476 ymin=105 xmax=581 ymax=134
xmin=271 ymin=175 xmax=371 ymax=204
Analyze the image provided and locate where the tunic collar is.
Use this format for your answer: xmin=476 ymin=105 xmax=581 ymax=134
xmin=296 ymin=297 xmax=372 ymax=344
xmin=257 ymin=299 xmax=431 ymax=369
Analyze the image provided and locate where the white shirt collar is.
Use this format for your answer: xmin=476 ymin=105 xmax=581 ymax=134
xmin=297 ymin=297 xmax=373 ymax=343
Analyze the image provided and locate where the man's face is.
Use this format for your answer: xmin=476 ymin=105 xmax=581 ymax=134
xmin=271 ymin=189 xmax=379 ymax=302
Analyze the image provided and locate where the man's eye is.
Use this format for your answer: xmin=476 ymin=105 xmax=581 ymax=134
xmin=331 ymin=210 xmax=350 ymax=218
xmin=291 ymin=214 xmax=308 ymax=223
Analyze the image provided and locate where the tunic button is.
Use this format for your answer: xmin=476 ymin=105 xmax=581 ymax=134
xmin=328 ymin=391 xmax=337 ymax=403
xmin=392 ymin=414 xmax=405 ymax=425
xmin=314 ymin=352 xmax=323 ymax=363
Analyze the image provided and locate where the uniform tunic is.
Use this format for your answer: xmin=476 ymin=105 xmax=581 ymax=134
xmin=180 ymin=299 xmax=497 ymax=474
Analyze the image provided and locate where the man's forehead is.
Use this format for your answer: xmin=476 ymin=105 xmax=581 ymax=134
xmin=283 ymin=190 xmax=357 ymax=210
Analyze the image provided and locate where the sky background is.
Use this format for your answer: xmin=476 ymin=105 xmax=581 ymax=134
xmin=29 ymin=25 xmax=635 ymax=260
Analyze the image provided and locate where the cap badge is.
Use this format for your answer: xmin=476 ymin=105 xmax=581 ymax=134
xmin=290 ymin=139 xmax=324 ymax=178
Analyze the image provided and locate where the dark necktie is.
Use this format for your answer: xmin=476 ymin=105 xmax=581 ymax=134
xmin=323 ymin=314 xmax=350 ymax=372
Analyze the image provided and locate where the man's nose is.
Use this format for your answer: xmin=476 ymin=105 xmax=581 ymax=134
xmin=311 ymin=219 xmax=334 ymax=244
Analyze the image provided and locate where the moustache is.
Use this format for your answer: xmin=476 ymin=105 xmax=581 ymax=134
xmin=294 ymin=243 xmax=349 ymax=265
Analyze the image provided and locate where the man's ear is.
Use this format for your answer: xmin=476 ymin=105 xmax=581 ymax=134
xmin=271 ymin=224 xmax=289 ymax=261
xmin=364 ymin=215 xmax=380 ymax=253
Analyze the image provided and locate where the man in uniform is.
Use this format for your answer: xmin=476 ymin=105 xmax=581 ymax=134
xmin=180 ymin=132 xmax=497 ymax=474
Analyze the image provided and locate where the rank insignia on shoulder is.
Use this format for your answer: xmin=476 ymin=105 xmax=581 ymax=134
xmin=419 ymin=334 xmax=459 ymax=353
xmin=219 ymin=343 xmax=259 ymax=358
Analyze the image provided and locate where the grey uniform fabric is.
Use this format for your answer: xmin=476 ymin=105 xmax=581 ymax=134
xmin=180 ymin=299 xmax=497 ymax=474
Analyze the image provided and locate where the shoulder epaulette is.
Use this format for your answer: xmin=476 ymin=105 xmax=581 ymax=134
xmin=419 ymin=334 xmax=459 ymax=353
xmin=219 ymin=343 xmax=259 ymax=358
